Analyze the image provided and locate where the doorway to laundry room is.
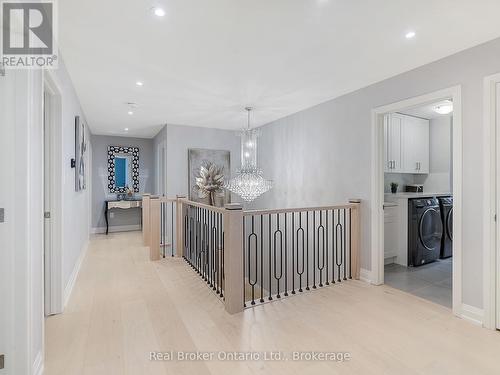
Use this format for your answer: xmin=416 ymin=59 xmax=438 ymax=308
xmin=371 ymin=87 xmax=462 ymax=316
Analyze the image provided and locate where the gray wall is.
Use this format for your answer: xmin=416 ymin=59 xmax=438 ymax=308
xmin=153 ymin=124 xmax=240 ymax=198
xmin=256 ymin=37 xmax=500 ymax=310
xmin=91 ymin=135 xmax=154 ymax=231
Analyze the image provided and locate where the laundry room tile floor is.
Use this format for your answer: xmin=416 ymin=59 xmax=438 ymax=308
xmin=384 ymin=258 xmax=452 ymax=308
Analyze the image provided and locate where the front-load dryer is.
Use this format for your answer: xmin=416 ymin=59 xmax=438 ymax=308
xmin=438 ymin=196 xmax=453 ymax=259
xmin=408 ymin=197 xmax=443 ymax=267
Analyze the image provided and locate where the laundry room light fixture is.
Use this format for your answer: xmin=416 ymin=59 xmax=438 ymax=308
xmin=224 ymin=107 xmax=273 ymax=202
xmin=434 ymin=101 xmax=453 ymax=115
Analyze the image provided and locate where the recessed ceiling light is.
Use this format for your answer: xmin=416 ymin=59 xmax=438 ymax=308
xmin=136 ymin=81 xmax=143 ymax=86
xmin=127 ymin=111 xmax=133 ymax=115
xmin=153 ymin=7 xmax=166 ymax=17
xmin=405 ymin=31 xmax=416 ymax=39
xmin=434 ymin=102 xmax=453 ymax=115
xmin=124 ymin=128 xmax=129 ymax=131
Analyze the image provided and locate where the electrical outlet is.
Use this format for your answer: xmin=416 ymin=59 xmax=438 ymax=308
xmin=109 ymin=212 xmax=115 ymax=218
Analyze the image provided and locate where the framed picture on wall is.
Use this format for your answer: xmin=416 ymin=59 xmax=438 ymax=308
xmin=74 ymin=116 xmax=87 ymax=191
xmin=188 ymin=148 xmax=230 ymax=207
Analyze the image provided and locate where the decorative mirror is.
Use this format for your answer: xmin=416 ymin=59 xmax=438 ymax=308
xmin=107 ymin=145 xmax=140 ymax=193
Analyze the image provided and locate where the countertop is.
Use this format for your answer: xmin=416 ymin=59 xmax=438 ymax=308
xmin=385 ymin=192 xmax=452 ymax=200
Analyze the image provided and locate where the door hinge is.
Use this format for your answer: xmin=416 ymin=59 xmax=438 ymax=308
xmin=44 ymin=211 xmax=51 ymax=219
xmin=0 ymin=354 xmax=4 ymax=369
xmin=495 ymin=214 xmax=497 ymax=222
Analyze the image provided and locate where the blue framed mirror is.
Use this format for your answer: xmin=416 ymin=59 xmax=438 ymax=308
xmin=107 ymin=146 xmax=140 ymax=193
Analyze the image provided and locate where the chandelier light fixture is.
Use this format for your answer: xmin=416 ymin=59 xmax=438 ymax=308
xmin=224 ymin=107 xmax=273 ymax=202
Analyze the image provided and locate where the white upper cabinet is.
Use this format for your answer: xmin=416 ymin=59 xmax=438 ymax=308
xmin=384 ymin=113 xmax=403 ymax=173
xmin=384 ymin=113 xmax=429 ymax=174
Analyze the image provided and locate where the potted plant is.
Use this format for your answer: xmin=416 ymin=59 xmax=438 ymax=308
xmin=390 ymin=182 xmax=398 ymax=194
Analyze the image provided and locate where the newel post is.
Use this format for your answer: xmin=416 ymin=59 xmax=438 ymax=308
xmin=349 ymin=199 xmax=361 ymax=280
xmin=142 ymin=194 xmax=151 ymax=246
xmin=223 ymin=203 xmax=244 ymax=314
xmin=175 ymin=195 xmax=187 ymax=258
xmin=149 ymin=196 xmax=161 ymax=261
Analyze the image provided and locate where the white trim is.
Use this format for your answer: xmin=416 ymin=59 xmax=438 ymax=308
xmin=460 ymin=304 xmax=484 ymax=326
xmin=91 ymin=224 xmax=142 ymax=234
xmin=32 ymin=351 xmax=44 ymax=375
xmin=63 ymin=240 xmax=89 ymax=308
xmin=482 ymin=72 xmax=500 ymax=329
xmin=43 ymin=70 xmax=64 ymax=315
xmin=371 ymin=86 xmax=463 ymax=317
xmin=359 ymin=268 xmax=373 ymax=284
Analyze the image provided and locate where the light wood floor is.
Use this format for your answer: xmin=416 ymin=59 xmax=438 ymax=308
xmin=45 ymin=231 xmax=500 ymax=375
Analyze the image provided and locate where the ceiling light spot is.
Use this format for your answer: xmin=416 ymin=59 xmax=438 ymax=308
xmin=136 ymin=81 xmax=143 ymax=86
xmin=153 ymin=7 xmax=166 ymax=17
xmin=405 ymin=31 xmax=416 ymax=39
xmin=434 ymin=102 xmax=453 ymax=115
xmin=124 ymin=128 xmax=129 ymax=131
xmin=127 ymin=111 xmax=133 ymax=115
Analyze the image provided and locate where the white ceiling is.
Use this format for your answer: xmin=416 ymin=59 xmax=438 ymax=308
xmin=59 ymin=0 xmax=500 ymax=138
xmin=401 ymin=100 xmax=453 ymax=120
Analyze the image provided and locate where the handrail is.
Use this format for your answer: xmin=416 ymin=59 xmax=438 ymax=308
xmin=157 ymin=196 xmax=178 ymax=203
xmin=243 ymin=203 xmax=358 ymax=216
xmin=178 ymin=198 xmax=226 ymax=213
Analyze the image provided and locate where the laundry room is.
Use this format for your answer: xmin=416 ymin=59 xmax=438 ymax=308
xmin=383 ymin=99 xmax=453 ymax=308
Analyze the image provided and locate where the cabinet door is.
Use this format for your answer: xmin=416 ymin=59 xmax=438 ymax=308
xmin=384 ymin=206 xmax=399 ymax=258
xmin=413 ymin=117 xmax=429 ymax=173
xmin=402 ymin=115 xmax=429 ymax=174
xmin=388 ymin=114 xmax=403 ymax=172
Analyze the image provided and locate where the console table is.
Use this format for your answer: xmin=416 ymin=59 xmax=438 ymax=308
xmin=105 ymin=199 xmax=142 ymax=235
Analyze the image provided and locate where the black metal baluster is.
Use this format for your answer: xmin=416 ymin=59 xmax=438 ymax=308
xmin=313 ymin=210 xmax=316 ymax=289
xmin=274 ymin=213 xmax=283 ymax=298
xmin=268 ymin=214 xmax=272 ymax=300
xmin=331 ymin=209 xmax=336 ymax=284
xmin=284 ymin=213 xmax=288 ymax=297
xmin=291 ymin=212 xmax=296 ymax=294
xmin=297 ymin=212 xmax=304 ymax=293
xmin=349 ymin=208 xmax=352 ymax=279
xmin=306 ymin=211 xmax=310 ymax=291
xmin=336 ymin=209 xmax=343 ymax=282
xmin=325 ymin=209 xmax=329 ymax=285
xmin=260 ymin=214 xmax=264 ymax=303
xmin=343 ymin=209 xmax=347 ymax=280
xmin=171 ymin=202 xmax=174 ymax=257
xmin=248 ymin=216 xmax=258 ymax=305
xmin=318 ymin=210 xmax=325 ymax=287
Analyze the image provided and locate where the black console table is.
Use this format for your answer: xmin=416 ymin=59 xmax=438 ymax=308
xmin=105 ymin=199 xmax=143 ymax=235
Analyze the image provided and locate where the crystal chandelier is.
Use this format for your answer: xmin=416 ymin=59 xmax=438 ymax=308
xmin=224 ymin=107 xmax=273 ymax=202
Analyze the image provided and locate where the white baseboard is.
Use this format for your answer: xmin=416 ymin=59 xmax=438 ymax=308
xmin=460 ymin=303 xmax=484 ymax=326
xmin=360 ymin=268 xmax=372 ymax=284
xmin=63 ymin=240 xmax=89 ymax=308
xmin=33 ymin=351 xmax=43 ymax=375
xmin=91 ymin=224 xmax=141 ymax=234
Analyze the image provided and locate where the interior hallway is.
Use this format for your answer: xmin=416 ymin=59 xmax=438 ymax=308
xmin=45 ymin=232 xmax=500 ymax=375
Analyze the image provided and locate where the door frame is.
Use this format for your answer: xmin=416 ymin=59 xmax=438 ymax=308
xmin=43 ymin=71 xmax=64 ymax=315
xmin=370 ymin=85 xmax=463 ymax=317
xmin=483 ymin=72 xmax=500 ymax=329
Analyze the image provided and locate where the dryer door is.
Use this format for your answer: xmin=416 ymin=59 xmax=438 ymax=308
xmin=446 ymin=207 xmax=453 ymax=241
xmin=418 ymin=208 xmax=443 ymax=251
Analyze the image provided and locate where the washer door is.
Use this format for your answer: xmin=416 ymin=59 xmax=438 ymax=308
xmin=418 ymin=208 xmax=443 ymax=251
xmin=446 ymin=207 xmax=453 ymax=241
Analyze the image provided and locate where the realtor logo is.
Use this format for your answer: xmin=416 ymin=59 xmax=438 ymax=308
xmin=1 ymin=0 xmax=58 ymax=68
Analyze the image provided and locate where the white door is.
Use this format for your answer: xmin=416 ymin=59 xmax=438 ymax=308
xmin=496 ymin=83 xmax=500 ymax=329
xmin=0 ymin=70 xmax=16 ymax=373
xmin=43 ymin=91 xmax=53 ymax=316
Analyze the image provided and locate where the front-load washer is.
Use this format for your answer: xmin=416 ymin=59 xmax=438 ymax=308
xmin=438 ymin=196 xmax=453 ymax=259
xmin=408 ymin=197 xmax=443 ymax=267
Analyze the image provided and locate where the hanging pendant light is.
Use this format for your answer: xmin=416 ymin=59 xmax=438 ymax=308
xmin=224 ymin=107 xmax=273 ymax=202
